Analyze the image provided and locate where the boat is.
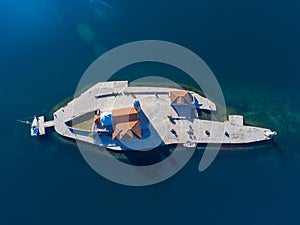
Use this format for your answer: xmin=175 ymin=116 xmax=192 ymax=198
xmin=37 ymin=81 xmax=277 ymax=150
xmin=30 ymin=116 xmax=39 ymax=136
xmin=183 ymin=141 xmax=196 ymax=148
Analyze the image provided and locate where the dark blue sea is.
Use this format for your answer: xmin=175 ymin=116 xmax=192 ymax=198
xmin=0 ymin=0 xmax=300 ymax=224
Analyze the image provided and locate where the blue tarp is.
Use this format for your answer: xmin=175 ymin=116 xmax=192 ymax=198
xmin=100 ymin=112 xmax=112 ymax=126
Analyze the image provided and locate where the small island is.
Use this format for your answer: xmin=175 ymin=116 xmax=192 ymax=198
xmin=35 ymin=81 xmax=277 ymax=150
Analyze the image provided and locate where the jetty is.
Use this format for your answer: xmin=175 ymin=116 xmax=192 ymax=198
xmin=37 ymin=116 xmax=54 ymax=135
xmin=36 ymin=81 xmax=276 ymax=150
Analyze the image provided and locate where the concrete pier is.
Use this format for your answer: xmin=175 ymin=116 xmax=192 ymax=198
xmin=38 ymin=116 xmax=54 ymax=135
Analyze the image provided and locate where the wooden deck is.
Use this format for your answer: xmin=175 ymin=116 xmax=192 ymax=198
xmin=42 ymin=81 xmax=276 ymax=150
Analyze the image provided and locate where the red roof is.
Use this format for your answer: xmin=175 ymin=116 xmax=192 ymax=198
xmin=112 ymin=121 xmax=142 ymax=140
xmin=170 ymin=91 xmax=191 ymax=104
xmin=111 ymin=107 xmax=142 ymax=140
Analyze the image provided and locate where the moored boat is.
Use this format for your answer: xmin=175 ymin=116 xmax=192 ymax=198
xmin=30 ymin=116 xmax=39 ymax=136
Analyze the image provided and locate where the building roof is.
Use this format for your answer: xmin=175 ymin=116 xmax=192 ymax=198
xmin=112 ymin=107 xmax=138 ymax=123
xmin=112 ymin=121 xmax=142 ymax=140
xmin=111 ymin=107 xmax=142 ymax=140
xmin=112 ymin=107 xmax=138 ymax=117
xmin=170 ymin=91 xmax=191 ymax=105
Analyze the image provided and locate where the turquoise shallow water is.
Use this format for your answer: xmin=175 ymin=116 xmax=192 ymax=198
xmin=0 ymin=0 xmax=300 ymax=224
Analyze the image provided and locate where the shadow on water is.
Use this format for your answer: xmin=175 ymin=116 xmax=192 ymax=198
xmin=120 ymin=146 xmax=174 ymax=166
xmin=61 ymin=137 xmax=281 ymax=167
xmin=215 ymin=140 xmax=288 ymax=166
xmin=34 ymin=119 xmax=287 ymax=172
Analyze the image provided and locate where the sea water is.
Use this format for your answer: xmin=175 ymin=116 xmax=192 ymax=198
xmin=0 ymin=0 xmax=299 ymax=224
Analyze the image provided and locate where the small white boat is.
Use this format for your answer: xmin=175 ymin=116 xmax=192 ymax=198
xmin=31 ymin=116 xmax=39 ymax=136
xmin=183 ymin=141 xmax=196 ymax=148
